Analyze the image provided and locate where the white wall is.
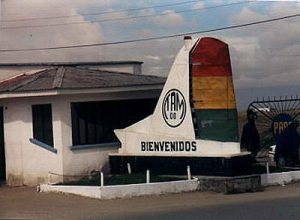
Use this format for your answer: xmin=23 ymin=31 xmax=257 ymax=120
xmin=60 ymin=92 xmax=159 ymax=179
xmin=57 ymin=96 xmax=118 ymax=181
xmin=3 ymin=97 xmax=63 ymax=186
xmin=1 ymin=89 xmax=160 ymax=186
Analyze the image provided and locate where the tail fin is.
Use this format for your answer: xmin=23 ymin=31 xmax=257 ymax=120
xmin=115 ymin=37 xmax=238 ymax=146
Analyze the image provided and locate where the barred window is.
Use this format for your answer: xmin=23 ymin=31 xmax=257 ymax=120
xmin=32 ymin=104 xmax=54 ymax=147
xmin=71 ymin=99 xmax=156 ymax=146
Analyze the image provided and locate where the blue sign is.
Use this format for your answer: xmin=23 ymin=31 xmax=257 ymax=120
xmin=272 ymin=113 xmax=292 ymax=140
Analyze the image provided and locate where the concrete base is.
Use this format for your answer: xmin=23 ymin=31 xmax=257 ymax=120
xmin=109 ymin=154 xmax=252 ymax=176
xmin=198 ymin=175 xmax=261 ymax=194
xmin=38 ymin=174 xmax=262 ymax=200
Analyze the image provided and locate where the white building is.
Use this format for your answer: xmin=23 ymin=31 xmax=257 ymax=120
xmin=0 ymin=62 xmax=165 ymax=186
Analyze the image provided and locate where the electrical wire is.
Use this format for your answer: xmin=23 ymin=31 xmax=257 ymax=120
xmin=1 ymin=0 xmax=204 ymax=22
xmin=0 ymin=12 xmax=299 ymax=52
xmin=2 ymin=0 xmax=299 ymax=23
xmin=0 ymin=1 xmax=251 ymax=30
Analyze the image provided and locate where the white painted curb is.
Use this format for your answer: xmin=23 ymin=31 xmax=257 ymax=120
xmin=38 ymin=179 xmax=199 ymax=200
xmin=38 ymin=171 xmax=300 ymax=199
xmin=261 ymin=170 xmax=300 ymax=186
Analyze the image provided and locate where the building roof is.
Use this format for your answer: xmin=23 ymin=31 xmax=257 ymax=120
xmin=0 ymin=66 xmax=165 ymax=94
xmin=0 ymin=61 xmax=143 ymax=67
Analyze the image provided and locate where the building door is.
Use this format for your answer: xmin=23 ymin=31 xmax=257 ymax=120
xmin=0 ymin=107 xmax=5 ymax=182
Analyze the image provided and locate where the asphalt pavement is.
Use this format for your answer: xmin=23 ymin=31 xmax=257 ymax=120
xmin=1 ymin=183 xmax=300 ymax=219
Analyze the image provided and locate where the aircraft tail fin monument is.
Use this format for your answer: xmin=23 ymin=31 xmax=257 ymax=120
xmin=110 ymin=36 xmax=251 ymax=176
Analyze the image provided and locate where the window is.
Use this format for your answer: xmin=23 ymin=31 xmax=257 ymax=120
xmin=32 ymin=104 xmax=54 ymax=147
xmin=71 ymin=99 xmax=157 ymax=146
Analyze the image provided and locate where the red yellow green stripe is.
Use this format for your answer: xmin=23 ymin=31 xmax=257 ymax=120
xmin=192 ymin=76 xmax=236 ymax=110
xmin=189 ymin=37 xmax=238 ymax=141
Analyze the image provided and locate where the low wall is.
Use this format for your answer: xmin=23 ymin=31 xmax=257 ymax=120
xmin=39 ymin=171 xmax=300 ymax=200
xmin=261 ymin=170 xmax=300 ymax=186
xmin=39 ymin=179 xmax=199 ymax=200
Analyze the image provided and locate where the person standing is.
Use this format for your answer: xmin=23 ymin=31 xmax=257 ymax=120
xmin=241 ymin=109 xmax=261 ymax=162
xmin=275 ymin=120 xmax=300 ymax=167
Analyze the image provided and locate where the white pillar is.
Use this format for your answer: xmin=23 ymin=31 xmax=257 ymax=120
xmin=187 ymin=165 xmax=191 ymax=180
xmin=100 ymin=172 xmax=104 ymax=187
xmin=266 ymin=162 xmax=270 ymax=174
xmin=47 ymin=172 xmax=53 ymax=185
xmin=146 ymin=170 xmax=150 ymax=184
xmin=127 ymin=163 xmax=132 ymax=174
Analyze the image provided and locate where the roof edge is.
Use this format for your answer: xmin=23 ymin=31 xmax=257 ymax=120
xmin=0 ymin=84 xmax=164 ymax=99
xmin=0 ymin=61 xmax=143 ymax=67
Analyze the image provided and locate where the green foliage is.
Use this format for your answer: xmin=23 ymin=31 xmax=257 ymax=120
xmin=60 ymin=173 xmax=184 ymax=186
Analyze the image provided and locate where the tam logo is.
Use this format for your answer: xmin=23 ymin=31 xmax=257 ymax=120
xmin=162 ymin=89 xmax=186 ymax=128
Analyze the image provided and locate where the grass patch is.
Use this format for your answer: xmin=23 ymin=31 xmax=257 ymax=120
xmin=58 ymin=173 xmax=185 ymax=186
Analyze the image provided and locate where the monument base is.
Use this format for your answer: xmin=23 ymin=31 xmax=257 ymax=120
xmin=109 ymin=153 xmax=252 ymax=177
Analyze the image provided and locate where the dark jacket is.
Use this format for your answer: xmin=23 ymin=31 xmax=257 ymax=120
xmin=275 ymin=124 xmax=300 ymax=162
xmin=241 ymin=121 xmax=260 ymax=153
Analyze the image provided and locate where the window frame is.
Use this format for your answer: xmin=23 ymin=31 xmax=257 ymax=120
xmin=31 ymin=104 xmax=54 ymax=149
xmin=70 ymin=99 xmax=157 ymax=148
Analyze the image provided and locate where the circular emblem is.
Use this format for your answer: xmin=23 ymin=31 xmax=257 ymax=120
xmin=162 ymin=89 xmax=186 ymax=128
xmin=272 ymin=113 xmax=292 ymax=140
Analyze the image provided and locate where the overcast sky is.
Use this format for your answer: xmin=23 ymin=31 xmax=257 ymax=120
xmin=0 ymin=0 xmax=299 ymax=108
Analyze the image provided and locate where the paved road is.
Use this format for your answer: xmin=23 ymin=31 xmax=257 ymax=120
xmin=1 ymin=183 xmax=300 ymax=219
xmin=129 ymin=196 xmax=300 ymax=220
